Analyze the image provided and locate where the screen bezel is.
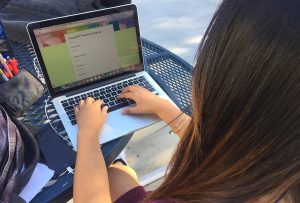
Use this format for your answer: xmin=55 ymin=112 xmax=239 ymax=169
xmin=27 ymin=4 xmax=143 ymax=97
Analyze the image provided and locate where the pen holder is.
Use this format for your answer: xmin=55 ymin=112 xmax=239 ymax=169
xmin=0 ymin=69 xmax=45 ymax=116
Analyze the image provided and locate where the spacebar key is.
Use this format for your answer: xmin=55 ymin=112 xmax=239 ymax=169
xmin=108 ymin=102 xmax=130 ymax=113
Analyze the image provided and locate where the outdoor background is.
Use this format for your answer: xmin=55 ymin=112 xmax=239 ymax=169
xmin=132 ymin=0 xmax=220 ymax=65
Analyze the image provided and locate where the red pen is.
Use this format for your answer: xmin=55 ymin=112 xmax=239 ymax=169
xmin=9 ymin=58 xmax=19 ymax=75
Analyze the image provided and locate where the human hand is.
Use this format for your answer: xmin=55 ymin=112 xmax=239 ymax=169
xmin=118 ymin=85 xmax=170 ymax=115
xmin=75 ymin=97 xmax=108 ymax=135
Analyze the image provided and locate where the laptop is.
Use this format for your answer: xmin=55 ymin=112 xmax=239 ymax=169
xmin=27 ymin=4 xmax=174 ymax=149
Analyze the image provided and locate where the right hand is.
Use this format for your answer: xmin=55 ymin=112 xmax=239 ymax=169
xmin=118 ymin=85 xmax=169 ymax=115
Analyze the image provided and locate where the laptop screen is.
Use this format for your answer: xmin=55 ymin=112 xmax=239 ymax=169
xmin=32 ymin=9 xmax=143 ymax=93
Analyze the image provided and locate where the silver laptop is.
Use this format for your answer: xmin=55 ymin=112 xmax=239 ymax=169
xmin=27 ymin=4 xmax=173 ymax=149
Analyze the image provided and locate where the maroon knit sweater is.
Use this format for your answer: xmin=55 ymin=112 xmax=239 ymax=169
xmin=115 ymin=186 xmax=184 ymax=203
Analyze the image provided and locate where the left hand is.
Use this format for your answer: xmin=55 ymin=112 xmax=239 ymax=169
xmin=75 ymin=97 xmax=108 ymax=136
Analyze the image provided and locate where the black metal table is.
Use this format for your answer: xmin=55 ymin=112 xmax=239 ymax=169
xmin=10 ymin=38 xmax=192 ymax=202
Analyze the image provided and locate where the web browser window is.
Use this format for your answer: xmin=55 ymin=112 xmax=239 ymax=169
xmin=33 ymin=11 xmax=142 ymax=92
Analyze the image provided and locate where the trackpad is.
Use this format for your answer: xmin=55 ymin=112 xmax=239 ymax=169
xmin=100 ymin=109 xmax=159 ymax=144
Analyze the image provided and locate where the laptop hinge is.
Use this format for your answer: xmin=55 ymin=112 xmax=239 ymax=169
xmin=65 ymin=73 xmax=136 ymax=97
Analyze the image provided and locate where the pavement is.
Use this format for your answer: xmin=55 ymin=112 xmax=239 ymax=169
xmin=125 ymin=122 xmax=179 ymax=188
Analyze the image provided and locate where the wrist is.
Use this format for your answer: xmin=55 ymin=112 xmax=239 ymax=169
xmin=154 ymin=99 xmax=170 ymax=117
xmin=155 ymin=99 xmax=182 ymax=123
xmin=78 ymin=128 xmax=100 ymax=143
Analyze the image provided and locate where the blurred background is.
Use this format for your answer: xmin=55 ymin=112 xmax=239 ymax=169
xmin=132 ymin=0 xmax=220 ymax=65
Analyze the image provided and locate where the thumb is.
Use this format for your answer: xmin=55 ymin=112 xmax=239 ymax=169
xmin=122 ymin=107 xmax=139 ymax=114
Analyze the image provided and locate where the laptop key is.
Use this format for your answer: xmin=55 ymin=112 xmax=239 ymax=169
xmin=117 ymin=90 xmax=122 ymax=94
xmin=66 ymin=112 xmax=74 ymax=117
xmin=108 ymin=102 xmax=130 ymax=113
xmin=64 ymin=106 xmax=74 ymax=112
xmin=68 ymin=114 xmax=75 ymax=120
xmin=119 ymin=98 xmax=127 ymax=102
xmin=104 ymin=99 xmax=109 ymax=103
xmin=109 ymin=97 xmax=115 ymax=101
xmin=149 ymin=88 xmax=155 ymax=92
xmin=109 ymin=101 xmax=115 ymax=106
xmin=117 ymin=86 xmax=122 ymax=90
xmin=111 ymin=92 xmax=117 ymax=96
xmin=128 ymin=99 xmax=136 ymax=104
xmin=71 ymin=119 xmax=77 ymax=125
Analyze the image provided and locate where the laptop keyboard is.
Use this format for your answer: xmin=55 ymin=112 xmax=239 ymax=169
xmin=60 ymin=76 xmax=157 ymax=125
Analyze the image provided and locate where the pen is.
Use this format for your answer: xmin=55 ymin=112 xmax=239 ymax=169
xmin=0 ymin=53 xmax=13 ymax=78
xmin=0 ymin=68 xmax=8 ymax=81
xmin=9 ymin=58 xmax=19 ymax=75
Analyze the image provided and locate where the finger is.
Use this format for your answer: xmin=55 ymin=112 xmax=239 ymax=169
xmin=94 ymin=100 xmax=104 ymax=109
xmin=118 ymin=92 xmax=136 ymax=100
xmin=122 ymin=107 xmax=139 ymax=114
xmin=94 ymin=99 xmax=104 ymax=105
xmin=102 ymin=105 xmax=109 ymax=114
xmin=85 ymin=97 xmax=94 ymax=104
xmin=74 ymin=106 xmax=79 ymax=115
xmin=122 ymin=85 xmax=139 ymax=93
xmin=79 ymin=100 xmax=85 ymax=108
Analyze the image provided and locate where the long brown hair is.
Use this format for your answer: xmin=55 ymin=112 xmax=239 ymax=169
xmin=146 ymin=0 xmax=300 ymax=202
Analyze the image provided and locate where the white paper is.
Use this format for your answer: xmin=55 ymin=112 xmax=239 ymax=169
xmin=19 ymin=163 xmax=55 ymax=203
